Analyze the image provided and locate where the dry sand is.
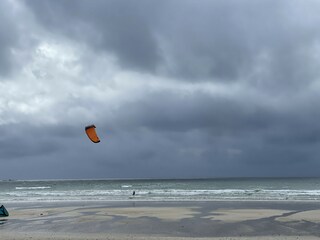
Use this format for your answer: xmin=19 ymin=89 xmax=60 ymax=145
xmin=1 ymin=201 xmax=320 ymax=239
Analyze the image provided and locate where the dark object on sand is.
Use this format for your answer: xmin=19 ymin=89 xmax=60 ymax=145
xmin=0 ymin=205 xmax=9 ymax=217
xmin=133 ymin=191 xmax=135 ymax=196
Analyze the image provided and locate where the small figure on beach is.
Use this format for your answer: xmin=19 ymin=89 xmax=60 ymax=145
xmin=132 ymin=191 xmax=135 ymax=196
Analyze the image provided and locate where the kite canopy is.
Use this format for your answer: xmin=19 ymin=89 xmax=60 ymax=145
xmin=0 ymin=205 xmax=9 ymax=217
xmin=85 ymin=125 xmax=100 ymax=143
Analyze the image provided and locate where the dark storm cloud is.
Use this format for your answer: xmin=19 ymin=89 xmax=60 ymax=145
xmin=1 ymin=0 xmax=320 ymax=179
xmin=0 ymin=1 xmax=39 ymax=78
xmin=25 ymin=0 xmax=163 ymax=72
xmin=162 ymin=0 xmax=320 ymax=84
xmin=25 ymin=0 xmax=320 ymax=84
xmin=95 ymin=84 xmax=320 ymax=177
xmin=0 ymin=124 xmax=70 ymax=160
xmin=0 ymin=1 xmax=18 ymax=77
xmin=109 ymin=86 xmax=320 ymax=147
xmin=112 ymin=90 xmax=273 ymax=133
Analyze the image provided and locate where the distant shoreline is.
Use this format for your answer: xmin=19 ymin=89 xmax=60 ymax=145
xmin=2 ymin=176 xmax=320 ymax=181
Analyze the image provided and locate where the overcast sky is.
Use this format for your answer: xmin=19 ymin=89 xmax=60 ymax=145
xmin=1 ymin=0 xmax=320 ymax=180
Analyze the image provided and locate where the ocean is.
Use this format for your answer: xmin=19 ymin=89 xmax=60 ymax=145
xmin=1 ymin=178 xmax=320 ymax=202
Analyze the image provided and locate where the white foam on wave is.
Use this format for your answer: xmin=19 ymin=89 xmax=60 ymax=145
xmin=2 ymin=183 xmax=320 ymax=202
xmin=15 ymin=186 xmax=52 ymax=190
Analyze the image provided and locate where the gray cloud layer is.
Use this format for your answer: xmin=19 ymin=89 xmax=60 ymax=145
xmin=1 ymin=0 xmax=320 ymax=179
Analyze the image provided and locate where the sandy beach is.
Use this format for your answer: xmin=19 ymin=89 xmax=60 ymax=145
xmin=1 ymin=201 xmax=320 ymax=239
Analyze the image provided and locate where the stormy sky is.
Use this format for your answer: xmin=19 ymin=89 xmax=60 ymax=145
xmin=1 ymin=0 xmax=320 ymax=180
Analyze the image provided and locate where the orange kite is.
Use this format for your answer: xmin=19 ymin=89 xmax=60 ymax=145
xmin=85 ymin=125 xmax=100 ymax=143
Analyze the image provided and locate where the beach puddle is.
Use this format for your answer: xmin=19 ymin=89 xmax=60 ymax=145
xmin=203 ymin=209 xmax=291 ymax=222
xmin=276 ymin=210 xmax=320 ymax=223
xmin=0 ymin=219 xmax=8 ymax=225
xmin=82 ymin=207 xmax=201 ymax=221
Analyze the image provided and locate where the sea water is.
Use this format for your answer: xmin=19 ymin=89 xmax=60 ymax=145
xmin=1 ymin=178 xmax=320 ymax=202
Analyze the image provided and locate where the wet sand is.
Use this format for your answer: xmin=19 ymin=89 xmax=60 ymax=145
xmin=1 ymin=201 xmax=320 ymax=239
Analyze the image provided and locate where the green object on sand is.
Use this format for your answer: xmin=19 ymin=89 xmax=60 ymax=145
xmin=0 ymin=205 xmax=9 ymax=217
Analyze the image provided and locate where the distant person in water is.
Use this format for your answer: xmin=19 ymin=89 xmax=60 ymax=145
xmin=132 ymin=191 xmax=135 ymax=196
